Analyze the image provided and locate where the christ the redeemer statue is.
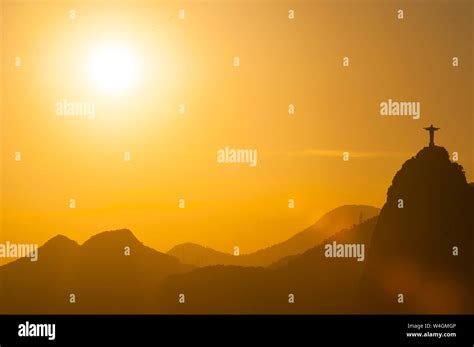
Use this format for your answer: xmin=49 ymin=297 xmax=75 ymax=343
xmin=424 ymin=124 xmax=440 ymax=147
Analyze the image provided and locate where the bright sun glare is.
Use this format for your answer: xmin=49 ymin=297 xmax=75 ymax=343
xmin=90 ymin=44 xmax=138 ymax=92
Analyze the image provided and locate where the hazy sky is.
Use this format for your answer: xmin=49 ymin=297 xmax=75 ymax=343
xmin=1 ymin=0 xmax=472 ymax=258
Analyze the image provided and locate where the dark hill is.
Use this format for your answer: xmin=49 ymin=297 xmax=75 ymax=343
xmin=0 ymin=229 xmax=192 ymax=313
xmin=358 ymin=146 xmax=474 ymax=313
xmin=156 ymin=217 xmax=378 ymax=313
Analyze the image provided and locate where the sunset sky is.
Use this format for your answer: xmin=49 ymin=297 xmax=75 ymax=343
xmin=1 ymin=0 xmax=472 ymax=259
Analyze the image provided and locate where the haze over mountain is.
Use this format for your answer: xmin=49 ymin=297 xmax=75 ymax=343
xmin=0 ymin=144 xmax=471 ymax=314
xmin=156 ymin=144 xmax=474 ymax=314
xmin=156 ymin=217 xmax=379 ymax=314
xmin=0 ymin=207 xmax=379 ymax=314
xmin=168 ymin=205 xmax=380 ymax=267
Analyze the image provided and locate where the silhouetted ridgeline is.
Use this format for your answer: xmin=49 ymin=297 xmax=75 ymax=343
xmin=0 ymin=229 xmax=192 ymax=313
xmin=0 ymin=145 xmax=471 ymax=314
xmin=156 ymin=145 xmax=474 ymax=313
xmin=156 ymin=217 xmax=378 ymax=314
xmin=0 ymin=208 xmax=379 ymax=314
xmin=168 ymin=205 xmax=380 ymax=267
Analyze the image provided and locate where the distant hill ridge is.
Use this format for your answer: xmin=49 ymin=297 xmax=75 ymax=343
xmin=168 ymin=204 xmax=380 ymax=267
xmin=0 ymin=206 xmax=379 ymax=313
xmin=156 ymin=216 xmax=380 ymax=314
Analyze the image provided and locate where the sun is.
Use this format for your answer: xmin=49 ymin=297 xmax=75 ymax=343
xmin=89 ymin=43 xmax=139 ymax=93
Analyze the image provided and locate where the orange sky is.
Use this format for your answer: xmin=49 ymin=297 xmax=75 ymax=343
xmin=1 ymin=0 xmax=472 ymax=258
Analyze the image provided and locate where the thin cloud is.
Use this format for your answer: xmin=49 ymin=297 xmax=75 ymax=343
xmin=270 ymin=149 xmax=411 ymax=159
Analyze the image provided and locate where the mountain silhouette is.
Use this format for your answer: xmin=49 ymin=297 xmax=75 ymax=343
xmin=0 ymin=207 xmax=379 ymax=314
xmin=358 ymin=145 xmax=474 ymax=313
xmin=156 ymin=144 xmax=473 ymax=314
xmin=168 ymin=205 xmax=380 ymax=267
xmin=168 ymin=242 xmax=239 ymax=267
xmin=0 ymin=229 xmax=192 ymax=313
xmin=0 ymin=235 xmax=80 ymax=313
xmin=156 ymin=217 xmax=378 ymax=313
xmin=1 ymin=144 xmax=471 ymax=314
